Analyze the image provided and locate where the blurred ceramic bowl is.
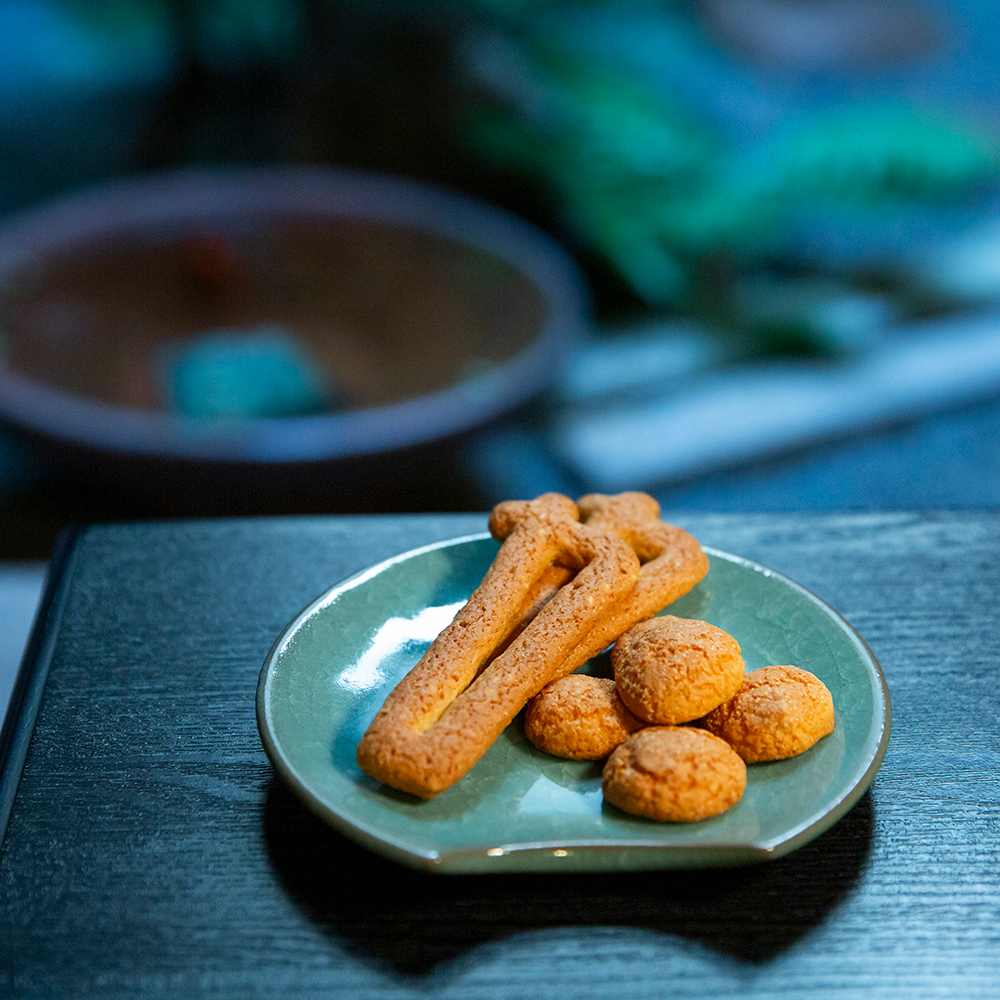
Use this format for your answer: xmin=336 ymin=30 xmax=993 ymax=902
xmin=0 ymin=167 xmax=587 ymax=511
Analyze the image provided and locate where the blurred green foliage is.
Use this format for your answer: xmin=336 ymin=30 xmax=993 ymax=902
xmin=462 ymin=21 xmax=1000 ymax=312
xmin=48 ymin=0 xmax=1000 ymax=347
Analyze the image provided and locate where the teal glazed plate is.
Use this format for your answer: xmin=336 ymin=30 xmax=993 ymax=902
xmin=257 ymin=534 xmax=891 ymax=874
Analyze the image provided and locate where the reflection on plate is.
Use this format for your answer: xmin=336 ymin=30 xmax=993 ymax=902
xmin=256 ymin=534 xmax=890 ymax=873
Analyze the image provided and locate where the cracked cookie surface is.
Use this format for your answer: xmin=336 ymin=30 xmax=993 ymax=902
xmin=698 ymin=664 xmax=835 ymax=762
xmin=525 ymin=674 xmax=645 ymax=760
xmin=602 ymin=726 xmax=747 ymax=822
xmin=612 ymin=615 xmax=745 ymax=725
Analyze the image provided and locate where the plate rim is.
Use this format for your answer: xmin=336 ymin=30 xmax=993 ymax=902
xmin=257 ymin=533 xmax=891 ymax=873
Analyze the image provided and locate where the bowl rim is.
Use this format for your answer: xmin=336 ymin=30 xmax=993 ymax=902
xmin=0 ymin=165 xmax=588 ymax=462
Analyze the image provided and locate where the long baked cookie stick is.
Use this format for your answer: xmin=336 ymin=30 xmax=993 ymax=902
xmin=356 ymin=493 xmax=640 ymax=797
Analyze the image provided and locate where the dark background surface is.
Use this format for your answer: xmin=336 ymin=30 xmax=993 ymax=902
xmin=2 ymin=511 xmax=998 ymax=997
xmin=4 ymin=0 xmax=1000 ymax=560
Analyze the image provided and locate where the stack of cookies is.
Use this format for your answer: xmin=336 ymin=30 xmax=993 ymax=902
xmin=355 ymin=489 xmax=833 ymax=818
xmin=526 ymin=615 xmax=835 ymax=822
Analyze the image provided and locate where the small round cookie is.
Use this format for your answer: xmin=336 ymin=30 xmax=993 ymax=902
xmin=699 ymin=665 xmax=835 ymax=762
xmin=602 ymin=726 xmax=746 ymax=822
xmin=525 ymin=674 xmax=645 ymax=760
xmin=612 ymin=615 xmax=744 ymax=725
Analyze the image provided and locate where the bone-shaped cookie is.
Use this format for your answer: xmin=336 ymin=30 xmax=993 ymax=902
xmin=356 ymin=493 xmax=640 ymax=797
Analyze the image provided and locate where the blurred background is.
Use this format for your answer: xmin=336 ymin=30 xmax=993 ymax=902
xmin=3 ymin=0 xmax=1000 ymax=689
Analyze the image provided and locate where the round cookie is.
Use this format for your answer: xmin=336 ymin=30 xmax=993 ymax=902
xmin=612 ymin=615 xmax=744 ymax=725
xmin=699 ymin=665 xmax=835 ymax=762
xmin=602 ymin=726 xmax=746 ymax=822
xmin=524 ymin=674 xmax=645 ymax=760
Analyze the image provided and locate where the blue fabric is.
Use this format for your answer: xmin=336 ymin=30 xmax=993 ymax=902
xmin=463 ymin=391 xmax=1000 ymax=512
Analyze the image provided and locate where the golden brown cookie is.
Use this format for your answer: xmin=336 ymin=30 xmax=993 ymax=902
xmin=698 ymin=665 xmax=835 ymax=762
xmin=524 ymin=674 xmax=645 ymax=760
xmin=602 ymin=726 xmax=746 ymax=822
xmin=611 ymin=615 xmax=745 ymax=725
xmin=356 ymin=493 xmax=641 ymax=797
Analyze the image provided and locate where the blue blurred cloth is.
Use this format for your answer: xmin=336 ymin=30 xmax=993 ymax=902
xmin=464 ymin=307 xmax=1000 ymax=510
xmin=466 ymin=389 xmax=1000 ymax=511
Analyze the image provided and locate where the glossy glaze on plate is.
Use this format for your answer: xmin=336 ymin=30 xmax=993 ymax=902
xmin=256 ymin=534 xmax=890 ymax=873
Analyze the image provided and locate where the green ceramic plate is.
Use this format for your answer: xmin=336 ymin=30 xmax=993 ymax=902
xmin=257 ymin=534 xmax=890 ymax=874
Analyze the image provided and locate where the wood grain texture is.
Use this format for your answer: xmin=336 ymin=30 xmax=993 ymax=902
xmin=1 ymin=511 xmax=999 ymax=998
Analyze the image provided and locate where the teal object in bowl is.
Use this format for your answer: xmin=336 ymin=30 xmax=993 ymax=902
xmin=257 ymin=535 xmax=890 ymax=873
xmin=162 ymin=327 xmax=331 ymax=419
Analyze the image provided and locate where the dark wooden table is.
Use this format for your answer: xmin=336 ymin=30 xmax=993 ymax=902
xmin=1 ymin=511 xmax=998 ymax=998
